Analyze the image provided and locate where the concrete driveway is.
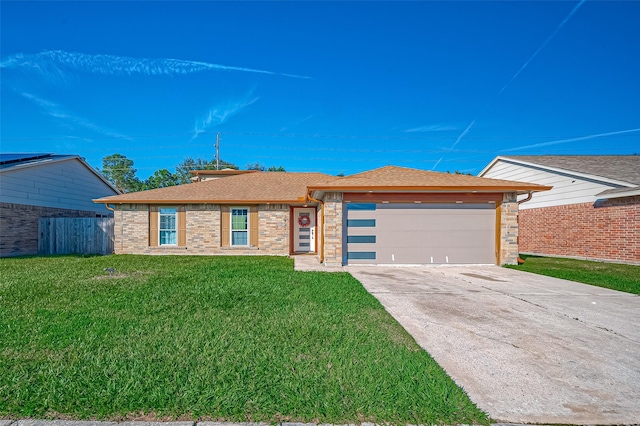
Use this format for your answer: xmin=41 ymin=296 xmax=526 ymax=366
xmin=348 ymin=265 xmax=640 ymax=424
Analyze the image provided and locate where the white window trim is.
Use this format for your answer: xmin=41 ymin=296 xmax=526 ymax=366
xmin=230 ymin=207 xmax=249 ymax=247
xmin=159 ymin=206 xmax=178 ymax=246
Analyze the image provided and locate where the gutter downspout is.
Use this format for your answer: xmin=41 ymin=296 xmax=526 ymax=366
xmin=306 ymin=190 xmax=325 ymax=264
xmin=103 ymin=203 xmax=115 ymax=212
xmin=516 ymin=192 xmax=533 ymax=264
xmin=518 ymin=191 xmax=533 ymax=205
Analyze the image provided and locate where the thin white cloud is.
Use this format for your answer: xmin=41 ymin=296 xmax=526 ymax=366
xmin=404 ymin=124 xmax=457 ymax=133
xmin=501 ymin=128 xmax=640 ymax=152
xmin=21 ymin=92 xmax=130 ymax=139
xmin=192 ymin=96 xmax=260 ymax=140
xmin=1 ymin=50 xmax=310 ymax=79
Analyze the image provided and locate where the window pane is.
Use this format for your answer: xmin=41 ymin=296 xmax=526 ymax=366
xmin=347 ymin=235 xmax=376 ymax=243
xmin=159 ymin=207 xmax=177 ymax=245
xmin=347 ymin=251 xmax=377 ymax=260
xmin=232 ymin=231 xmax=248 ymax=245
xmin=347 ymin=203 xmax=377 ymax=211
xmin=347 ymin=219 xmax=376 ymax=227
xmin=160 ymin=214 xmax=175 ymax=229
xmin=160 ymin=230 xmax=177 ymax=245
xmin=231 ymin=209 xmax=248 ymax=230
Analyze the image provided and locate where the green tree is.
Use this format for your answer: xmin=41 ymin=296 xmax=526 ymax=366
xmin=175 ymin=157 xmax=239 ymax=184
xmin=246 ymin=162 xmax=285 ymax=172
xmin=267 ymin=165 xmax=286 ymax=172
xmin=144 ymin=169 xmax=179 ymax=189
xmin=101 ymin=153 xmax=142 ymax=193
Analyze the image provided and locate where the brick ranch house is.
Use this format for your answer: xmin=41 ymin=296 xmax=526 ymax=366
xmin=94 ymin=165 xmax=550 ymax=266
xmin=480 ymin=155 xmax=640 ymax=264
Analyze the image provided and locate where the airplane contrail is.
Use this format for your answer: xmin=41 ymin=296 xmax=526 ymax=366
xmin=502 ymin=127 xmax=640 ymax=152
xmin=449 ymin=0 xmax=586 ymax=150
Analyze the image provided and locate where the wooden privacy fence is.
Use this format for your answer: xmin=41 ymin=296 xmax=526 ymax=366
xmin=38 ymin=217 xmax=114 ymax=255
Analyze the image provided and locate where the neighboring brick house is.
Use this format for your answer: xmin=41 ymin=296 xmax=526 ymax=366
xmin=480 ymin=155 xmax=640 ymax=264
xmin=0 ymin=153 xmax=119 ymax=257
xmin=94 ymin=165 xmax=549 ymax=266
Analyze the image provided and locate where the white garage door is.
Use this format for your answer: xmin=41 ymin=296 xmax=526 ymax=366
xmin=345 ymin=203 xmax=496 ymax=265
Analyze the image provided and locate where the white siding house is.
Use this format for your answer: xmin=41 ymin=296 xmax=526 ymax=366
xmin=480 ymin=157 xmax=634 ymax=210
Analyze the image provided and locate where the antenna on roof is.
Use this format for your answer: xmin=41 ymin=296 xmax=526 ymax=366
xmin=215 ymin=132 xmax=220 ymax=170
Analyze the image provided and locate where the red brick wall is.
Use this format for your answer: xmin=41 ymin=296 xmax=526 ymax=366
xmin=519 ymin=195 xmax=640 ymax=264
xmin=0 ymin=202 xmax=107 ymax=257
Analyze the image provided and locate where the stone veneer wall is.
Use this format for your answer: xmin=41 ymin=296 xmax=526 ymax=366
xmin=519 ymin=195 xmax=639 ymax=264
xmin=0 ymin=202 xmax=106 ymax=257
xmin=499 ymin=192 xmax=519 ymax=265
xmin=113 ymin=203 xmax=290 ymax=255
xmin=322 ymin=192 xmax=344 ymax=266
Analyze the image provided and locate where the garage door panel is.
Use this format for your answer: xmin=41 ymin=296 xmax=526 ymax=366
xmin=375 ymin=217 xmax=494 ymax=232
xmin=345 ymin=202 xmax=496 ymax=265
xmin=375 ymin=230 xmax=494 ymax=248
xmin=372 ymin=247 xmax=495 ymax=265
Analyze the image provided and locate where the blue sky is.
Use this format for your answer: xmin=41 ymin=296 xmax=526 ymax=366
xmin=1 ymin=1 xmax=639 ymax=178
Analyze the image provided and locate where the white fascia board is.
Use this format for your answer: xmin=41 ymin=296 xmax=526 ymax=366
xmin=597 ymin=188 xmax=640 ymax=199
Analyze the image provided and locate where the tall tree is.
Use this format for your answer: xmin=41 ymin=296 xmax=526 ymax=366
xmin=144 ymin=169 xmax=179 ymax=189
xmin=101 ymin=153 xmax=142 ymax=193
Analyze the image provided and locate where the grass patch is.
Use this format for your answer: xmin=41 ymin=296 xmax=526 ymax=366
xmin=506 ymin=255 xmax=640 ymax=295
xmin=0 ymin=255 xmax=487 ymax=424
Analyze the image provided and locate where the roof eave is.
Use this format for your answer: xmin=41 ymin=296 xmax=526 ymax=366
xmin=595 ymin=188 xmax=640 ymax=199
xmin=93 ymin=198 xmax=311 ymax=205
xmin=306 ymin=185 xmax=552 ymax=192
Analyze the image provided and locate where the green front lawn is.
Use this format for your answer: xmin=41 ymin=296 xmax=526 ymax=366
xmin=0 ymin=255 xmax=487 ymax=424
xmin=507 ymin=255 xmax=640 ymax=295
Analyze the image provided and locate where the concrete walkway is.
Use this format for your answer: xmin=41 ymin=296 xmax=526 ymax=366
xmin=292 ymin=255 xmax=345 ymax=272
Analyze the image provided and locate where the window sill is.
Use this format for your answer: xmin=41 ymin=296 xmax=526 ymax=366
xmin=148 ymin=246 xmax=188 ymax=250
xmin=221 ymin=246 xmax=260 ymax=251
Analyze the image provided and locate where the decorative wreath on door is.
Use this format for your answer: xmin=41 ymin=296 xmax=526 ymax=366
xmin=298 ymin=214 xmax=311 ymax=227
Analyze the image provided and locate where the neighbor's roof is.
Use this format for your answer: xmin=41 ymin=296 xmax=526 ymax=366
xmin=1 ymin=152 xmax=120 ymax=194
xmin=95 ymin=165 xmax=550 ymax=205
xmin=482 ymin=155 xmax=640 ymax=186
xmin=0 ymin=153 xmax=54 ymax=165
xmin=480 ymin=155 xmax=640 ymax=199
xmin=308 ymin=165 xmax=551 ymax=193
xmin=94 ymin=172 xmax=336 ymax=204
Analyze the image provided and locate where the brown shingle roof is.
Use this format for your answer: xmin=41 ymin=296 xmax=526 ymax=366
xmin=94 ymin=172 xmax=337 ymax=204
xmin=94 ymin=165 xmax=550 ymax=205
xmin=309 ymin=165 xmax=550 ymax=192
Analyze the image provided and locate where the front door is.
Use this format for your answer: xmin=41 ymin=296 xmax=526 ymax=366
xmin=293 ymin=207 xmax=316 ymax=253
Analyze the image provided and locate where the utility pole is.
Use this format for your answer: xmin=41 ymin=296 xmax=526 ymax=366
xmin=215 ymin=132 xmax=220 ymax=170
